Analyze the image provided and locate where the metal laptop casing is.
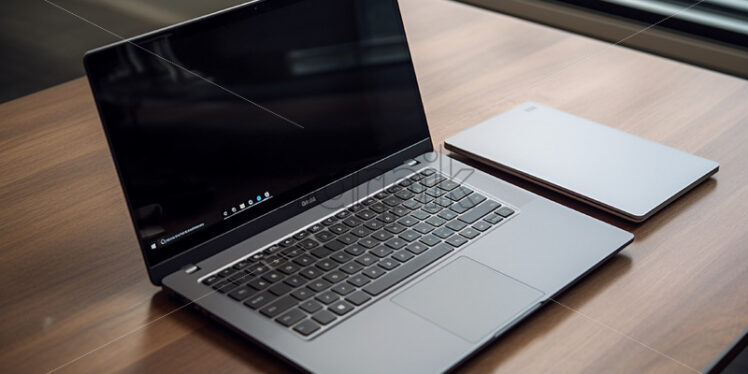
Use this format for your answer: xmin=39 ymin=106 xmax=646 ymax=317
xmin=444 ymin=102 xmax=719 ymax=222
xmin=163 ymin=152 xmax=633 ymax=374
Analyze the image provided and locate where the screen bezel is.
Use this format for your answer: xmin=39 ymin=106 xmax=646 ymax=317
xmin=83 ymin=0 xmax=433 ymax=285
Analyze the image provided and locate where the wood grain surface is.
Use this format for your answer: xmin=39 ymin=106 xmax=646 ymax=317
xmin=1 ymin=0 xmax=746 ymax=372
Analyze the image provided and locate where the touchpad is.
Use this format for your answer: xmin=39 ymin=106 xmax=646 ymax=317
xmin=392 ymin=256 xmax=544 ymax=343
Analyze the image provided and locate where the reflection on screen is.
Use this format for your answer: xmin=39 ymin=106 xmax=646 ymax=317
xmin=85 ymin=0 xmax=430 ymax=265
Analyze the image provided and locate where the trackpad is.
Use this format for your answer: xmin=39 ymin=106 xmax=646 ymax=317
xmin=392 ymin=257 xmax=544 ymax=343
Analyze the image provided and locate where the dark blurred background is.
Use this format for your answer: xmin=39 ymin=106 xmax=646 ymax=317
xmin=0 ymin=0 xmax=246 ymax=103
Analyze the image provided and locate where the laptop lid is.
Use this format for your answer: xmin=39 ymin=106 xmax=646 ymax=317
xmin=84 ymin=0 xmax=431 ymax=284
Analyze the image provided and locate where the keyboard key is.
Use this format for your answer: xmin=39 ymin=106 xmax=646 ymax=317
xmin=341 ymin=261 xmax=364 ymax=274
xmin=438 ymin=179 xmax=460 ymax=191
xmin=311 ymin=247 xmax=333 ymax=258
xmin=322 ymin=217 xmax=337 ymax=226
xmin=279 ymin=237 xmax=296 ymax=247
xmin=332 ymin=282 xmax=355 ymax=296
xmin=496 ymin=206 xmax=515 ymax=217
xmin=384 ymin=223 xmax=406 ymax=234
xmin=244 ymin=291 xmax=277 ymax=309
xmin=385 ymin=238 xmax=407 ymax=249
xmin=359 ymin=237 xmax=380 ymax=248
xmin=228 ymin=286 xmax=255 ymax=301
xmin=233 ymin=260 xmax=250 ymax=270
xmin=434 ymin=197 xmax=453 ymax=208
xmin=356 ymin=254 xmax=378 ymax=266
xmin=413 ymin=222 xmax=434 ymax=235
xmin=261 ymin=296 xmax=298 ymax=317
xmin=445 ymin=186 xmax=473 ymax=201
xmin=386 ymin=185 xmax=403 ymax=194
xmin=419 ymin=234 xmax=441 ymax=247
xmin=394 ymin=189 xmax=415 ymax=200
xmin=278 ymin=263 xmax=300 ymax=275
xmin=315 ymin=291 xmax=339 ymax=305
xmin=280 ymin=247 xmax=303 ymax=258
xmin=336 ymin=210 xmax=351 ymax=219
xmin=293 ymin=231 xmax=310 ymax=240
xmin=458 ymin=200 xmax=501 ymax=224
xmin=323 ymin=270 xmax=347 ymax=284
xmin=450 ymin=193 xmax=486 ymax=213
xmin=344 ymin=245 xmax=366 ymax=256
xmin=364 ymin=219 xmax=384 ymax=230
xmin=377 ymin=212 xmax=397 ymax=224
xmin=406 ymin=242 xmax=428 ymax=254
xmin=308 ymin=223 xmax=324 ymax=233
xmin=315 ymin=259 xmax=337 ymax=271
xmin=247 ymin=278 xmax=270 ymax=290
xmin=355 ymin=209 xmax=377 ymax=220
xmin=218 ymin=268 xmax=236 ymax=278
xmin=369 ymin=202 xmax=387 ymax=213
xmin=348 ymin=203 xmax=366 ymax=212
xmin=390 ymin=206 xmax=410 ymax=217
xmin=329 ymin=224 xmax=349 ymax=235
xmin=378 ymin=258 xmax=400 ymax=270
xmin=300 ymin=267 xmax=323 ymax=279
xmin=362 ymin=198 xmax=377 ymax=206
xmin=268 ymin=282 xmax=293 ymax=296
xmin=401 ymin=199 xmax=422 ymax=210
xmin=329 ymin=300 xmax=354 ymax=316
xmin=446 ymin=235 xmax=469 ymax=247
xmin=420 ymin=174 xmax=446 ymax=187
xmin=347 ymin=274 xmax=371 ymax=287
xmin=284 ymin=275 xmax=305 ymax=287
xmin=276 ymin=308 xmax=306 ymax=327
xmin=370 ymin=246 xmax=394 ymax=258
xmin=410 ymin=210 xmax=430 ymax=220
xmin=345 ymin=291 xmax=372 ymax=306
xmin=425 ymin=187 xmax=446 ymax=198
xmin=291 ymin=287 xmax=313 ymax=300
xmin=408 ymin=183 xmax=427 ymax=194
xmin=294 ymin=255 xmax=315 ymax=267
xmin=363 ymin=244 xmax=454 ymax=296
xmin=300 ymin=299 xmax=323 ymax=313
xmin=399 ymin=230 xmax=421 ymax=242
xmin=312 ymin=310 xmax=337 ymax=325
xmin=413 ymin=193 xmax=434 ymax=204
xmin=331 ymin=251 xmax=353 ymax=263
xmin=446 ymin=220 xmax=467 ymax=231
xmin=425 ymin=216 xmax=446 ymax=227
xmin=308 ymin=279 xmax=332 ymax=292
xmin=484 ymin=214 xmax=504 ymax=224
xmin=422 ymin=203 xmax=442 ymax=214
xmin=382 ymin=196 xmax=403 ymax=207
xmin=350 ymin=226 xmax=372 ymax=238
xmin=472 ymin=221 xmax=492 ymax=232
xmin=337 ymin=233 xmax=357 ymax=245
xmin=460 ymin=227 xmax=481 ymax=239
xmin=293 ymin=319 xmax=321 ymax=336
xmin=420 ymin=168 xmax=436 ymax=176
xmin=343 ymin=217 xmax=363 ymax=227
xmin=398 ymin=216 xmax=418 ymax=227
xmin=432 ymin=227 xmax=455 ymax=239
xmin=262 ymin=270 xmax=284 ymax=283
xmin=392 ymin=250 xmax=414 ymax=262
xmin=362 ymin=266 xmax=386 ymax=279
xmin=202 ymin=275 xmax=221 ymax=286
xmin=410 ymin=173 xmax=424 ymax=181
xmin=315 ymin=230 xmax=336 ymax=242
xmin=228 ymin=272 xmax=249 ymax=283
xmin=371 ymin=230 xmax=393 ymax=241
xmin=398 ymin=178 xmax=413 ymax=187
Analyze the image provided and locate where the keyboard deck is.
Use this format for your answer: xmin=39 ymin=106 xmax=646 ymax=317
xmin=200 ymin=168 xmax=517 ymax=338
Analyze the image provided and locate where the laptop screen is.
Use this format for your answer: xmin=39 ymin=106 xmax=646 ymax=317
xmin=85 ymin=0 xmax=430 ymax=266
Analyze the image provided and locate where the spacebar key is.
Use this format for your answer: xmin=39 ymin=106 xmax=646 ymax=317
xmin=363 ymin=243 xmax=454 ymax=296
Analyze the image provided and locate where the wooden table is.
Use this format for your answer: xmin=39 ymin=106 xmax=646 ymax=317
xmin=1 ymin=0 xmax=746 ymax=372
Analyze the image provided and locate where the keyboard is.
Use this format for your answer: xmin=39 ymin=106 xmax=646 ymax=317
xmin=200 ymin=168 xmax=517 ymax=338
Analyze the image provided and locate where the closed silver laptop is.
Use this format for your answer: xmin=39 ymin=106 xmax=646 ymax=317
xmin=84 ymin=0 xmax=633 ymax=372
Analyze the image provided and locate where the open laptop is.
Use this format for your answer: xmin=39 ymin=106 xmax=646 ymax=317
xmin=84 ymin=0 xmax=633 ymax=372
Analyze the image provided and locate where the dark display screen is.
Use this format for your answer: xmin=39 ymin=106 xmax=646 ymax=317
xmin=85 ymin=0 xmax=430 ymax=265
